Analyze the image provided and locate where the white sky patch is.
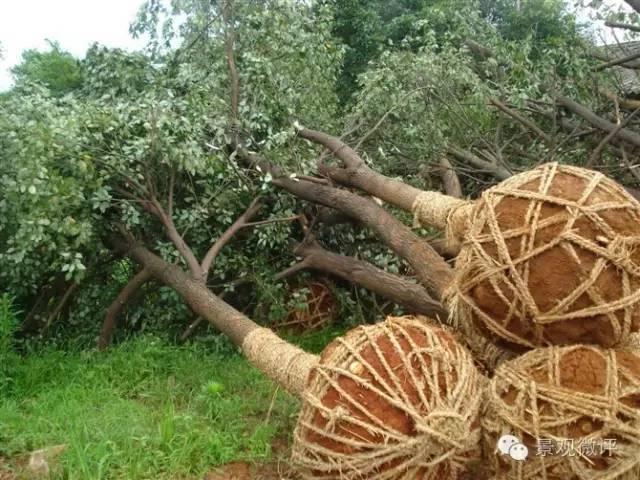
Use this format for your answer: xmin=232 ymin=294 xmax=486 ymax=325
xmin=0 ymin=0 xmax=147 ymax=91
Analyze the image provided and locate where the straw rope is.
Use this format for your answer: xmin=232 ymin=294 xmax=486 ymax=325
xmin=412 ymin=191 xmax=474 ymax=253
xmin=483 ymin=345 xmax=640 ymax=479
xmin=291 ymin=316 xmax=485 ymax=479
xmin=242 ymin=328 xmax=319 ymax=396
xmin=448 ymin=162 xmax=640 ymax=349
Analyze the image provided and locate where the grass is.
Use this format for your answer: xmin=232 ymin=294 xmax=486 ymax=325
xmin=0 ymin=336 xmax=301 ymax=479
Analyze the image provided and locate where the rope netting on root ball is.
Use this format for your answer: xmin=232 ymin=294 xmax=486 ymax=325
xmin=483 ymin=345 xmax=640 ymax=480
xmin=421 ymin=162 xmax=640 ymax=351
xmin=291 ymin=316 xmax=487 ymax=480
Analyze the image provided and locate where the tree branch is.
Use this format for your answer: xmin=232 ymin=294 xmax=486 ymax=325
xmin=297 ymin=126 xmax=425 ymax=211
xmin=489 ymin=98 xmax=552 ymax=145
xmin=595 ymin=49 xmax=640 ymax=70
xmin=446 ymin=145 xmax=512 ymax=180
xmin=98 ymin=268 xmax=152 ymax=350
xmin=200 ymin=197 xmax=262 ymax=281
xmin=438 ymin=157 xmax=463 ymax=198
xmin=292 ymin=239 xmax=446 ymax=319
xmin=236 ymin=148 xmax=453 ymax=299
xmin=223 ymin=0 xmax=240 ymax=144
xmin=151 ymin=196 xmax=204 ymax=280
xmin=45 ymin=282 xmax=79 ymax=327
xmin=587 ymin=107 xmax=640 ymax=166
xmin=605 ymin=20 xmax=640 ymax=33
xmin=556 ymin=95 xmax=640 ymax=148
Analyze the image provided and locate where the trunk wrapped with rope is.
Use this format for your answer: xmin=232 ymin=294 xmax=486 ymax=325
xmin=291 ymin=316 xmax=486 ymax=479
xmin=483 ymin=345 xmax=640 ymax=479
xmin=432 ymin=163 xmax=640 ymax=351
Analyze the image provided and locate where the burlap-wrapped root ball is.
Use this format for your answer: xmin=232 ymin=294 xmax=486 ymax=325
xmin=448 ymin=162 xmax=640 ymax=350
xmin=291 ymin=316 xmax=486 ymax=479
xmin=483 ymin=345 xmax=640 ymax=479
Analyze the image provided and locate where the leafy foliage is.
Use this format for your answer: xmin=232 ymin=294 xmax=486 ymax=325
xmin=11 ymin=41 xmax=84 ymax=96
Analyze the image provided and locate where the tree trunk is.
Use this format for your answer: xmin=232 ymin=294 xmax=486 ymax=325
xmin=98 ymin=268 xmax=152 ymax=350
xmin=120 ymin=240 xmax=318 ymax=395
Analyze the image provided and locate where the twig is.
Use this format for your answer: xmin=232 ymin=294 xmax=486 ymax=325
xmin=489 ymin=98 xmax=552 ymax=145
xmin=622 ymin=147 xmax=640 ymax=184
xmin=274 ymin=260 xmax=311 ymax=281
xmin=243 ymin=215 xmax=301 ymax=228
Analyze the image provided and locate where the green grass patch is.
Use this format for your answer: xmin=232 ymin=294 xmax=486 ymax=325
xmin=0 ymin=336 xmax=299 ymax=479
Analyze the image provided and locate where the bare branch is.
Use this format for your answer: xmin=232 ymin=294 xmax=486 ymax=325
xmin=45 ymin=282 xmax=79 ymax=327
xmin=297 ymin=126 xmax=364 ymax=168
xmin=151 ymin=196 xmax=204 ymax=280
xmin=598 ymin=87 xmax=640 ymax=110
xmin=274 ymin=260 xmax=312 ymax=280
xmin=438 ymin=157 xmax=463 ymax=198
xmin=223 ymin=0 xmax=240 ymax=143
xmin=168 ymin=168 xmax=175 ymax=218
xmin=236 ymin=148 xmax=454 ymax=299
xmin=622 ymin=147 xmax=640 ymax=184
xmin=557 ymin=95 xmax=640 ymax=148
xmin=298 ymin=126 xmax=426 ymax=212
xmin=595 ymin=49 xmax=640 ymax=70
xmin=243 ymin=215 xmax=301 ymax=228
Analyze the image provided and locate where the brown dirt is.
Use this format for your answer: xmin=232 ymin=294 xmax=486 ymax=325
xmin=0 ymin=458 xmax=15 ymax=480
xmin=297 ymin=319 xmax=482 ymax=478
xmin=485 ymin=346 xmax=640 ymax=479
xmin=204 ymin=436 xmax=299 ymax=480
xmin=276 ymin=281 xmax=337 ymax=333
xmin=463 ymin=166 xmax=640 ymax=349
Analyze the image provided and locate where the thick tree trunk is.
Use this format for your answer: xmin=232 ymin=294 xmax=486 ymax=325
xmin=120 ymin=240 xmax=317 ymax=395
xmin=98 ymin=268 xmax=152 ymax=350
xmin=272 ymin=175 xmax=453 ymax=298
xmin=292 ymin=240 xmax=447 ymax=319
xmin=237 ymin=147 xmax=453 ymax=299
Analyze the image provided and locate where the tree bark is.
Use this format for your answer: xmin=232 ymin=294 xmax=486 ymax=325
xmin=438 ymin=157 xmax=462 ymax=198
xmin=557 ymin=95 xmax=640 ymax=148
xmin=117 ymin=239 xmax=317 ymax=395
xmin=292 ymin=240 xmax=446 ymax=319
xmin=272 ymin=176 xmax=453 ymax=298
xmin=238 ymin=148 xmax=454 ymax=299
xmin=298 ymin=127 xmax=425 ymax=212
xmin=98 ymin=268 xmax=152 ymax=350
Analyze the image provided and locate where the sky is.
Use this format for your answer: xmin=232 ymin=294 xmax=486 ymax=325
xmin=0 ymin=0 xmax=147 ymax=91
xmin=0 ymin=1 xmax=633 ymax=92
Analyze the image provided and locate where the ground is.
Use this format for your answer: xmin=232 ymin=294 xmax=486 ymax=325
xmin=0 ymin=332 xmax=337 ymax=479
